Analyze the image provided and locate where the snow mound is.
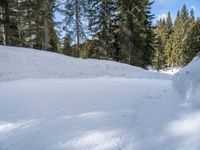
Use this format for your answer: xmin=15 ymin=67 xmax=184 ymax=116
xmin=173 ymin=53 xmax=200 ymax=106
xmin=0 ymin=46 xmax=169 ymax=81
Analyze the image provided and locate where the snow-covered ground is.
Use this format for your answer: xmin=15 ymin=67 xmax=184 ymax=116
xmin=0 ymin=46 xmax=169 ymax=82
xmin=0 ymin=46 xmax=200 ymax=150
xmin=148 ymin=66 xmax=181 ymax=75
xmin=160 ymin=68 xmax=181 ymax=75
xmin=173 ymin=54 xmax=200 ymax=107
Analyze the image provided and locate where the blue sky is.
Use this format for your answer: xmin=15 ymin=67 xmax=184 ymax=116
xmin=152 ymin=0 xmax=200 ymax=23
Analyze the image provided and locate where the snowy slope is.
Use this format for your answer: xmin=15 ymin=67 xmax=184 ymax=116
xmin=1 ymin=46 xmax=200 ymax=150
xmin=0 ymin=78 xmax=180 ymax=150
xmin=0 ymin=46 xmax=169 ymax=81
xmin=173 ymin=54 xmax=200 ymax=107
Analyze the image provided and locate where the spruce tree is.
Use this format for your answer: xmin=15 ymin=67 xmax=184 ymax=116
xmin=88 ymin=0 xmax=118 ymax=60
xmin=153 ymin=12 xmax=173 ymax=70
xmin=189 ymin=8 xmax=195 ymax=22
xmin=183 ymin=21 xmax=200 ymax=64
xmin=118 ymin=0 xmax=154 ymax=67
xmin=59 ymin=0 xmax=89 ymax=57
xmin=0 ymin=0 xmax=19 ymax=46
xmin=143 ymin=0 xmax=155 ymax=68
xmin=165 ymin=5 xmax=190 ymax=68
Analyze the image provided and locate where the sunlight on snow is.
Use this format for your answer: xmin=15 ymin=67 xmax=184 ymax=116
xmin=59 ymin=130 xmax=122 ymax=150
xmin=167 ymin=112 xmax=200 ymax=137
xmin=0 ymin=120 xmax=36 ymax=135
xmin=64 ymin=111 xmax=108 ymax=120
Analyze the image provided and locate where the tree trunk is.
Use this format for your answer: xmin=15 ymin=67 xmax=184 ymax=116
xmin=0 ymin=5 xmax=6 ymax=45
xmin=43 ymin=0 xmax=49 ymax=50
xmin=4 ymin=1 xmax=11 ymax=45
xmin=75 ymin=0 xmax=80 ymax=56
xmin=16 ymin=0 xmax=22 ymax=47
xmin=43 ymin=17 xmax=49 ymax=50
xmin=128 ymin=29 xmax=132 ymax=64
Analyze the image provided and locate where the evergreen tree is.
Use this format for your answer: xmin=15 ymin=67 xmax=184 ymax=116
xmin=143 ymin=0 xmax=155 ymax=68
xmin=118 ymin=0 xmax=154 ymax=67
xmin=63 ymin=33 xmax=72 ymax=55
xmin=153 ymin=4 xmax=200 ymax=69
xmin=183 ymin=21 xmax=200 ymax=64
xmin=153 ymin=12 xmax=173 ymax=70
xmin=88 ymin=0 xmax=118 ymax=60
xmin=166 ymin=12 xmax=173 ymax=29
xmin=59 ymin=0 xmax=89 ymax=57
xmin=189 ymin=8 xmax=195 ymax=22
xmin=0 ymin=0 xmax=59 ymax=51
xmin=0 ymin=0 xmax=19 ymax=46
xmin=164 ymin=4 xmax=190 ymax=68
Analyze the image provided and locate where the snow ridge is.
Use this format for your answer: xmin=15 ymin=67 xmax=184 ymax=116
xmin=0 ymin=46 xmax=170 ymax=82
xmin=173 ymin=54 xmax=200 ymax=107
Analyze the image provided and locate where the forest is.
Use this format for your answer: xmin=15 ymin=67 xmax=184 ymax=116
xmin=0 ymin=0 xmax=200 ymax=70
xmin=1 ymin=1 xmax=200 ymax=149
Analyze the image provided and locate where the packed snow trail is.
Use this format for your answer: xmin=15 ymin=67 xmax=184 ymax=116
xmin=0 ymin=78 xmax=179 ymax=150
xmin=2 ymin=78 xmax=198 ymax=150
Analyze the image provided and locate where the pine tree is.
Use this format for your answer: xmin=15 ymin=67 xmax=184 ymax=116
xmin=20 ymin=0 xmax=58 ymax=50
xmin=165 ymin=12 xmax=173 ymax=35
xmin=143 ymin=0 xmax=155 ymax=68
xmin=164 ymin=4 xmax=190 ymax=68
xmin=151 ymin=4 xmax=199 ymax=69
xmin=88 ymin=0 xmax=118 ymax=60
xmin=152 ymin=34 xmax=164 ymax=70
xmin=0 ymin=1 xmax=6 ymax=45
xmin=59 ymin=0 xmax=89 ymax=57
xmin=63 ymin=33 xmax=72 ymax=55
xmin=183 ymin=21 xmax=200 ymax=64
xmin=153 ymin=11 xmax=174 ymax=70
xmin=0 ymin=0 xmax=19 ymax=46
xmin=118 ymin=0 xmax=154 ymax=67
xmin=178 ymin=4 xmax=190 ymax=66
xmin=189 ymin=8 xmax=195 ymax=22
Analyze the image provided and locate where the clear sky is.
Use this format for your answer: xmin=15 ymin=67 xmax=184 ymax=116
xmin=152 ymin=0 xmax=200 ymax=23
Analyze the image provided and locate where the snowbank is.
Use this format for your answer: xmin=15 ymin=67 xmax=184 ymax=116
xmin=173 ymin=54 xmax=200 ymax=106
xmin=0 ymin=46 xmax=169 ymax=81
xmin=1 ymin=45 xmax=200 ymax=149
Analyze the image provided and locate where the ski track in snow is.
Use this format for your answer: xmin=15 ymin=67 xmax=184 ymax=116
xmin=0 ymin=78 xmax=185 ymax=150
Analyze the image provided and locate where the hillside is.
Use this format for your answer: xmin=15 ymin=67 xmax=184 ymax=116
xmin=0 ymin=46 xmax=169 ymax=82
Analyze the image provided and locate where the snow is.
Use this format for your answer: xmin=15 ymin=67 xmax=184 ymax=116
xmin=0 ymin=46 xmax=169 ymax=82
xmin=173 ymin=54 xmax=200 ymax=107
xmin=160 ymin=68 xmax=181 ymax=75
xmin=148 ymin=66 xmax=181 ymax=75
xmin=0 ymin=46 xmax=200 ymax=150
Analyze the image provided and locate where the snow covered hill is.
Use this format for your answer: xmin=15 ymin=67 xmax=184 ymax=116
xmin=0 ymin=46 xmax=200 ymax=150
xmin=173 ymin=53 xmax=200 ymax=107
xmin=0 ymin=46 xmax=169 ymax=81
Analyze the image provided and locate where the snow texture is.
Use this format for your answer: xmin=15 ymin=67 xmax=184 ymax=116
xmin=0 ymin=46 xmax=169 ymax=82
xmin=173 ymin=54 xmax=200 ymax=107
xmin=0 ymin=46 xmax=200 ymax=150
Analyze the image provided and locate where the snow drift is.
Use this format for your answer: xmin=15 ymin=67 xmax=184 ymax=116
xmin=173 ymin=53 xmax=200 ymax=107
xmin=0 ymin=46 xmax=169 ymax=81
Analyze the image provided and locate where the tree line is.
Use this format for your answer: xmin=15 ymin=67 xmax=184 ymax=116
xmin=0 ymin=1 xmax=200 ymax=70
xmin=0 ymin=0 xmax=60 ymax=52
xmin=152 ymin=4 xmax=200 ymax=70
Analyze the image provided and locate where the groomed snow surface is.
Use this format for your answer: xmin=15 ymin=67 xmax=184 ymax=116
xmin=0 ymin=46 xmax=200 ymax=150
